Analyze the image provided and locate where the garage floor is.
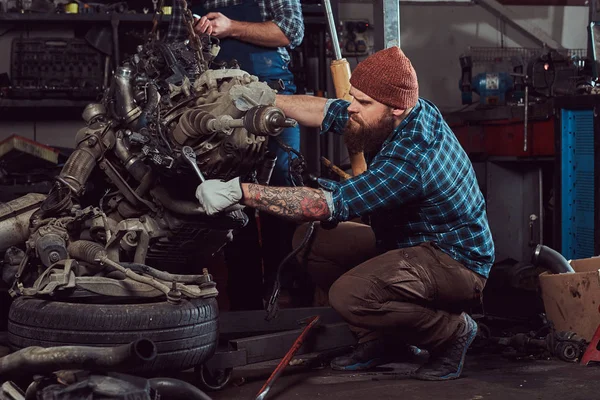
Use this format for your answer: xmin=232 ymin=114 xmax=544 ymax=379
xmin=200 ymin=354 xmax=600 ymax=400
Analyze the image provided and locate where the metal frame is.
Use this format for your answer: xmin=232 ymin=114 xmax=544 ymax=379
xmin=367 ymin=0 xmax=566 ymax=55
xmin=373 ymin=0 xmax=401 ymax=50
xmin=475 ymin=0 xmax=564 ymax=50
xmin=206 ymin=307 xmax=356 ymax=371
xmin=553 ymin=95 xmax=600 ymax=259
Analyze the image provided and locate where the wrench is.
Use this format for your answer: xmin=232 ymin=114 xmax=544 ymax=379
xmin=181 ymin=146 xmax=206 ymax=183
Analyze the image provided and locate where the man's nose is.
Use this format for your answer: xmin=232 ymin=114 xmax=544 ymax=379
xmin=347 ymin=102 xmax=358 ymax=114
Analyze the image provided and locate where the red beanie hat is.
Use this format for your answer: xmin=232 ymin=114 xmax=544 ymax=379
xmin=350 ymin=46 xmax=419 ymax=110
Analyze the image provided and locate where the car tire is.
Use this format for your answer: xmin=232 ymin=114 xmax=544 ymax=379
xmin=7 ymin=296 xmax=219 ymax=373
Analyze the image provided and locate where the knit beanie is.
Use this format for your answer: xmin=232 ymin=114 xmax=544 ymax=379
xmin=350 ymin=46 xmax=419 ymax=110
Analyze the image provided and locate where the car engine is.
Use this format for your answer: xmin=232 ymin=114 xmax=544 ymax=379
xmin=0 ymin=10 xmax=298 ymax=302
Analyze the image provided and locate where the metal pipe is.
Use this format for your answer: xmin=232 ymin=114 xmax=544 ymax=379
xmin=0 ymin=193 xmax=47 ymax=252
xmin=322 ymin=0 xmax=342 ymax=60
xmin=0 ymin=339 xmax=157 ymax=377
xmin=148 ymin=378 xmax=213 ymax=400
xmin=58 ymin=148 xmax=98 ymax=195
xmin=532 ymin=244 xmax=575 ymax=274
xmin=121 ymin=262 xmax=211 ymax=285
xmin=133 ymin=231 xmax=150 ymax=264
xmin=113 ymin=65 xmax=141 ymax=124
xmin=538 ymin=167 xmax=543 ymax=245
xmin=523 ymin=84 xmax=529 ymax=152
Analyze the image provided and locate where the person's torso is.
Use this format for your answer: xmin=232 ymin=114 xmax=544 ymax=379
xmin=368 ymin=99 xmax=495 ymax=277
xmin=191 ymin=0 xmax=294 ymax=85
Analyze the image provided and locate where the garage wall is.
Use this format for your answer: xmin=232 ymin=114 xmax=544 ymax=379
xmin=339 ymin=3 xmax=589 ymax=110
xmin=0 ymin=3 xmax=591 ymax=148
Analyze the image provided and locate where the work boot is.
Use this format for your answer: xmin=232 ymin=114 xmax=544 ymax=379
xmin=413 ymin=312 xmax=478 ymax=381
xmin=330 ymin=339 xmax=389 ymax=371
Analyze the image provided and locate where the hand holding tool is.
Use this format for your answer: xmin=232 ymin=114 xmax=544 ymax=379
xmin=181 ymin=146 xmax=206 ymax=183
xmin=321 ymin=156 xmax=351 ymax=180
xmin=322 ymin=0 xmax=367 ymax=177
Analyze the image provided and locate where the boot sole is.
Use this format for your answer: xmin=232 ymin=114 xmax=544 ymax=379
xmin=330 ymin=357 xmax=389 ymax=371
xmin=414 ymin=317 xmax=478 ymax=381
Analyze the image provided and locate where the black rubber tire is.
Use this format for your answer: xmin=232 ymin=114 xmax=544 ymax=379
xmin=7 ymin=296 xmax=219 ymax=374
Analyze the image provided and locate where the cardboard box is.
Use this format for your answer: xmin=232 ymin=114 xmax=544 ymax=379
xmin=539 ymin=257 xmax=600 ymax=341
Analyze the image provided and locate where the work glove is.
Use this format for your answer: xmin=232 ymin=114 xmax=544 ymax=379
xmin=195 ymin=177 xmax=243 ymax=216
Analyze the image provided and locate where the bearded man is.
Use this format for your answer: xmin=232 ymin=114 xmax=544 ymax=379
xmin=195 ymin=46 xmax=495 ymax=381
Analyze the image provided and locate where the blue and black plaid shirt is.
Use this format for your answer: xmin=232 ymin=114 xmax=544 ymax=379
xmin=318 ymin=99 xmax=495 ymax=277
xmin=166 ymin=0 xmax=304 ymax=49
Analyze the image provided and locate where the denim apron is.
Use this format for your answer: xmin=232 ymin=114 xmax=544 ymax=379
xmin=192 ymin=0 xmax=300 ymax=186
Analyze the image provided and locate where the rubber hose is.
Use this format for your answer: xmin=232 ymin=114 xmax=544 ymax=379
xmin=148 ymin=378 xmax=213 ymax=400
xmin=532 ymin=244 xmax=575 ymax=274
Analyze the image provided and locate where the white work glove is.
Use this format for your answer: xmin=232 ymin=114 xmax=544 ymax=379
xmin=195 ymin=177 xmax=243 ymax=216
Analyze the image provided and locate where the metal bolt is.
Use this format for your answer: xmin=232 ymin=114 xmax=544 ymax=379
xmin=48 ymin=251 xmax=60 ymax=263
xmin=139 ymin=216 xmax=146 ymax=223
xmin=87 ymin=137 xmax=98 ymax=146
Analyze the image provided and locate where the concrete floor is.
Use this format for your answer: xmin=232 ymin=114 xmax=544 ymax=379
xmin=205 ymin=354 xmax=600 ymax=400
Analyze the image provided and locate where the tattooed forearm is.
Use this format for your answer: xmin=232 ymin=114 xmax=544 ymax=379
xmin=241 ymin=184 xmax=331 ymax=222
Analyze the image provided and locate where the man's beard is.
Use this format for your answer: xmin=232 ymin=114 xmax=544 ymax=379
xmin=344 ymin=114 xmax=396 ymax=155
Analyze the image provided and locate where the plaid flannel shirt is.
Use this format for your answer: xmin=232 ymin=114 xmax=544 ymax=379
xmin=166 ymin=0 xmax=304 ymax=49
xmin=318 ymin=99 xmax=495 ymax=278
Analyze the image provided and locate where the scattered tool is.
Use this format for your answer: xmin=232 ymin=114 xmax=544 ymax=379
xmin=321 ymin=156 xmax=351 ymax=180
xmin=255 ymin=316 xmax=321 ymax=400
xmin=322 ymin=0 xmax=367 ymax=177
xmin=181 ymin=146 xmax=206 ymax=183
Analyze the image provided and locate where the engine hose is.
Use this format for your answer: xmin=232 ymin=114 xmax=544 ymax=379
xmin=143 ymin=83 xmax=160 ymax=117
xmin=532 ymin=244 xmax=575 ymax=274
xmin=58 ymin=148 xmax=98 ymax=194
xmin=121 ymin=262 xmax=210 ymax=285
xmin=148 ymin=378 xmax=213 ymax=400
xmin=265 ymin=221 xmax=316 ymax=320
xmin=0 ymin=339 xmax=157 ymax=377
xmin=68 ymin=241 xmax=173 ymax=297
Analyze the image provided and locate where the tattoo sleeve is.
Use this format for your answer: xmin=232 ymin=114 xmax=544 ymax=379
xmin=242 ymin=184 xmax=331 ymax=222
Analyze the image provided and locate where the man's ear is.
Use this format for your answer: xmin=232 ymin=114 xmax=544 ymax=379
xmin=391 ymin=108 xmax=406 ymax=117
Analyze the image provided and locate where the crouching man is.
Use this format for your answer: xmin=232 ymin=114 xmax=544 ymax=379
xmin=195 ymin=46 xmax=495 ymax=381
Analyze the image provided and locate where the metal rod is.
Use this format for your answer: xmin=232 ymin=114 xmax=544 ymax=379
xmin=524 ymin=84 xmax=529 ymax=152
xmin=0 ymin=339 xmax=157 ymax=377
xmin=255 ymin=316 xmax=321 ymax=400
xmin=539 ymin=167 xmax=544 ymax=245
xmin=322 ymin=0 xmax=342 ymax=60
